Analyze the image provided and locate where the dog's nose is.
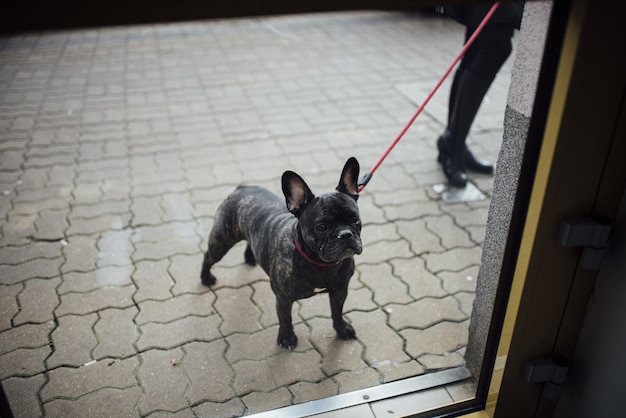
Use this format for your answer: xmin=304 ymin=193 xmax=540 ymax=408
xmin=337 ymin=229 xmax=353 ymax=240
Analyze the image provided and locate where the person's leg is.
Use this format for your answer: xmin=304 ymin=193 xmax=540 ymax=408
xmin=438 ymin=24 xmax=513 ymax=187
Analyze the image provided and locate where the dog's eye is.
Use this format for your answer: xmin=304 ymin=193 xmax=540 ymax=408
xmin=352 ymin=216 xmax=360 ymax=225
xmin=316 ymin=223 xmax=328 ymax=232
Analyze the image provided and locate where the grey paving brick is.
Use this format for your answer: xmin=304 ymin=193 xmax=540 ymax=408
xmin=0 ymin=258 xmax=63 ymax=285
xmin=422 ymin=247 xmax=483 ymax=273
xmin=131 ymin=196 xmax=163 ymax=226
xmin=137 ymin=348 xmax=188 ymax=415
xmin=55 ymin=285 xmax=136 ymax=316
xmin=3 ymin=374 xmax=46 ymax=418
xmin=242 ymin=387 xmax=293 ymax=415
xmin=347 ymin=309 xmax=410 ymax=365
xmin=358 ymin=263 xmax=412 ymax=306
xmin=233 ymin=349 xmax=324 ymax=395
xmin=0 ymin=345 xmax=51 ymax=379
xmin=44 ymin=386 xmax=142 ymax=418
xmin=401 ymin=320 xmax=470 ymax=359
xmin=395 ymin=219 xmax=445 ymax=255
xmin=362 ymin=239 xmax=414 ymax=264
xmin=132 ymin=259 xmax=174 ymax=302
xmin=424 ymin=214 xmax=475 ymax=249
xmin=418 ymin=352 xmax=466 ymax=371
xmin=389 ymin=258 xmax=448 ymax=300
xmin=169 ymin=254 xmax=204 ymax=295
xmin=214 ymin=286 xmax=262 ymax=336
xmin=306 ymin=317 xmax=367 ymax=375
xmin=183 ymin=340 xmax=235 ymax=404
xmin=0 ymin=242 xmax=63 ymax=264
xmin=96 ymin=228 xmax=134 ymax=267
xmin=60 ymin=265 xmax=134 ymax=293
xmin=132 ymin=235 xmax=200 ymax=262
xmin=387 ymin=296 xmax=467 ymax=331
xmin=439 ymin=265 xmax=480 ymax=294
xmin=290 ymin=379 xmax=339 ymax=404
xmin=67 ymin=213 xmax=131 ymax=236
xmin=93 ymin=307 xmax=139 ymax=359
xmin=42 ymin=356 xmax=138 ymax=401
xmin=333 ymin=367 xmax=381 ymax=394
xmin=14 ymin=277 xmax=61 ymax=325
xmin=192 ymin=398 xmax=246 ymax=418
xmin=0 ymin=322 xmax=54 ymax=356
xmin=136 ymin=314 xmax=221 ymax=351
xmin=0 ymin=284 xmax=21 ymax=331
xmin=135 ymin=293 xmax=215 ymax=325
xmin=47 ymin=313 xmax=98 ymax=368
xmin=61 ymin=234 xmax=99 ymax=273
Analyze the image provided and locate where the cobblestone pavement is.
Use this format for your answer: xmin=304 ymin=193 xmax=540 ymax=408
xmin=0 ymin=10 xmax=512 ymax=417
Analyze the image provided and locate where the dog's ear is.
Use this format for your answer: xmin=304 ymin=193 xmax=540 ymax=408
xmin=282 ymin=171 xmax=315 ymax=216
xmin=336 ymin=157 xmax=360 ymax=201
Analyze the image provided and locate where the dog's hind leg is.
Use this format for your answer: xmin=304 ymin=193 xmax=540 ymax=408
xmin=200 ymin=228 xmax=240 ymax=286
xmin=244 ymin=244 xmax=256 ymax=266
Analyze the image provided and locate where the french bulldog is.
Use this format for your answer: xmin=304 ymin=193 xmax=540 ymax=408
xmin=200 ymin=157 xmax=362 ymax=349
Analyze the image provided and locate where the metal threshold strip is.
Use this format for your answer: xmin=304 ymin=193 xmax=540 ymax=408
xmin=249 ymin=366 xmax=472 ymax=418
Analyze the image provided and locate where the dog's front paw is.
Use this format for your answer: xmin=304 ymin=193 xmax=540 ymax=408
xmin=200 ymin=269 xmax=217 ymax=287
xmin=335 ymin=321 xmax=356 ymax=340
xmin=277 ymin=330 xmax=298 ymax=350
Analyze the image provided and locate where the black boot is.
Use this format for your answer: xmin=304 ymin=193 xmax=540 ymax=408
xmin=437 ymin=69 xmax=495 ymax=184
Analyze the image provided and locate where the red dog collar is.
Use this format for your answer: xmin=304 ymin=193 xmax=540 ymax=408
xmin=293 ymin=239 xmax=343 ymax=268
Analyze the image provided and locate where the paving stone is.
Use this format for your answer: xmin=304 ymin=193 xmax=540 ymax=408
xmin=401 ymin=320 xmax=470 ymax=358
xmin=455 ymin=292 xmax=475 ymax=317
xmin=362 ymin=239 xmax=413 ymax=264
xmin=358 ymin=263 xmax=412 ymax=306
xmin=347 ymin=309 xmax=410 ymax=366
xmin=136 ymin=314 xmax=221 ymax=351
xmin=247 ymin=280 xmax=277 ymax=328
xmin=0 ymin=241 xmax=63 ymax=264
xmin=61 ymin=234 xmax=100 ymax=273
xmin=395 ymin=219 xmax=445 ymax=255
xmin=424 ymin=214 xmax=475 ymax=249
xmin=422 ymin=247 xmax=483 ymax=273
xmin=387 ymin=296 xmax=467 ymax=331
xmin=290 ymin=378 xmax=339 ymax=404
xmin=183 ymin=340 xmax=235 ymax=404
xmin=241 ymin=387 xmax=293 ymax=415
xmin=333 ymin=367 xmax=381 ymax=394
xmin=44 ymin=386 xmax=142 ymax=418
xmin=47 ymin=313 xmax=98 ymax=368
xmin=137 ymin=348 xmax=188 ymax=415
xmin=161 ymin=192 xmax=195 ymax=222
xmin=0 ymin=258 xmax=63 ymax=285
xmin=0 ymin=283 xmax=21 ymax=331
xmin=67 ymin=213 xmax=131 ymax=236
xmin=214 ymin=286 xmax=262 ymax=336
xmin=93 ymin=307 xmax=139 ymax=359
xmin=96 ymin=228 xmax=134 ymax=267
xmin=14 ymin=277 xmax=61 ymax=325
xmin=306 ymin=317 xmax=366 ymax=375
xmin=42 ymin=356 xmax=138 ymax=401
xmin=132 ymin=235 xmax=200 ymax=262
xmin=33 ymin=209 xmax=69 ymax=240
xmin=131 ymin=196 xmax=164 ymax=226
xmin=69 ymin=200 xmax=130 ymax=220
xmin=56 ymin=285 xmax=136 ymax=316
xmin=382 ymin=200 xmax=442 ymax=222
xmin=418 ymin=352 xmax=466 ymax=371
xmin=233 ymin=349 xmax=324 ymax=395
xmin=389 ymin=258 xmax=447 ymax=300
xmin=439 ymin=265 xmax=479 ymax=295
xmin=0 ymin=322 xmax=54 ymax=356
xmin=192 ymin=398 xmax=246 ymax=418
xmin=132 ymin=259 xmax=174 ymax=302
xmin=60 ymin=265 xmax=134 ymax=293
xmin=131 ymin=221 xmax=198 ymax=243
xmin=135 ymin=293 xmax=215 ymax=325
xmin=0 ymin=213 xmax=37 ymax=245
xmin=226 ymin=323 xmax=312 ymax=363
xmin=3 ymin=374 xmax=46 ymax=418
xmin=71 ymin=183 xmax=103 ymax=205
xmin=0 ymin=345 xmax=51 ymax=379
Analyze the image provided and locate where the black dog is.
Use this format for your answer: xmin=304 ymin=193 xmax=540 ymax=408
xmin=201 ymin=157 xmax=362 ymax=349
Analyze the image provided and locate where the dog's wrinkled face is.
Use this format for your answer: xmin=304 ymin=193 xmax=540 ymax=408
xmin=282 ymin=157 xmax=362 ymax=263
xmin=299 ymin=193 xmax=362 ymax=262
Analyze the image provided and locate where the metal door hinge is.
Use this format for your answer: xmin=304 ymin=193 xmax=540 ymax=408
xmin=524 ymin=356 xmax=570 ymax=401
xmin=557 ymin=216 xmax=612 ymax=271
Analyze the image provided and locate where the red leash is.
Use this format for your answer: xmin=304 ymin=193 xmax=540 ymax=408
xmin=358 ymin=2 xmax=501 ymax=192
